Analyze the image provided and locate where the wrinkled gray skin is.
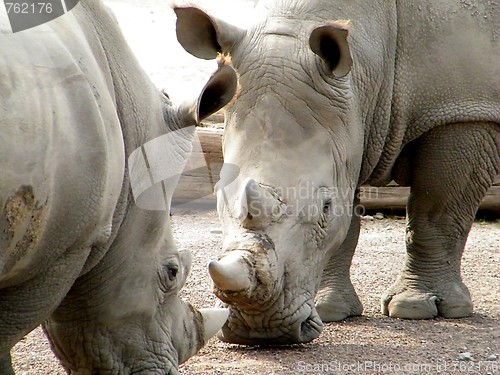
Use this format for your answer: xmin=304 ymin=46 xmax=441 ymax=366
xmin=0 ymin=1 xmax=237 ymax=373
xmin=175 ymin=0 xmax=500 ymax=345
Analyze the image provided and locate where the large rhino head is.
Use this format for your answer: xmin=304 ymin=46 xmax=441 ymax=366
xmin=175 ymin=5 xmax=364 ymax=345
xmin=1 ymin=0 xmax=240 ymax=371
xmin=38 ymin=63 xmax=240 ymax=373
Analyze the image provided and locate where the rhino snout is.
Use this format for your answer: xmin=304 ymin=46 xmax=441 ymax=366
xmin=209 ymin=234 xmax=278 ymax=306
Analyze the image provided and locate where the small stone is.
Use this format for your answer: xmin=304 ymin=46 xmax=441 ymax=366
xmin=458 ymin=352 xmax=473 ymax=361
xmin=486 ymin=354 xmax=498 ymax=361
xmin=374 ymin=212 xmax=384 ymax=220
xmin=362 ymin=215 xmax=374 ymax=221
xmin=210 ymin=228 xmax=223 ymax=234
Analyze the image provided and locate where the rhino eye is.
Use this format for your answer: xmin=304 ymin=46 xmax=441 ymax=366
xmin=159 ymin=260 xmax=181 ymax=295
xmin=166 ymin=263 xmax=179 ymax=281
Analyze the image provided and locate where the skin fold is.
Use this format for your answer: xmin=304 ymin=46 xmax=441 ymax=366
xmin=0 ymin=1 xmax=237 ymax=373
xmin=175 ymin=0 xmax=500 ymax=345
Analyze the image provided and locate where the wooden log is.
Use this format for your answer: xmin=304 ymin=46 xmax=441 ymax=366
xmin=173 ymin=127 xmax=500 ymax=214
xmin=360 ymin=185 xmax=500 ymax=213
xmin=172 ymin=128 xmax=224 ymax=204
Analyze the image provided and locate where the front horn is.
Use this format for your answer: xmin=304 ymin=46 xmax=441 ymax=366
xmin=208 ymin=250 xmax=254 ymax=292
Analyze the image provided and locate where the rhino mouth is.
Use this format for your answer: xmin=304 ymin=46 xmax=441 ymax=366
xmin=209 ymin=233 xmax=324 ymax=344
xmin=216 ymin=300 xmax=323 ymax=345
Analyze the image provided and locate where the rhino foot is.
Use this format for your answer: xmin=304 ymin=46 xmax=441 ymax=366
xmin=315 ymin=284 xmax=363 ymax=322
xmin=381 ymin=280 xmax=473 ymax=319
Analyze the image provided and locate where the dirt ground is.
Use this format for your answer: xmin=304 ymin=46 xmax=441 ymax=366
xmin=11 ymin=207 xmax=500 ymax=375
xmin=8 ymin=0 xmax=500 ymax=374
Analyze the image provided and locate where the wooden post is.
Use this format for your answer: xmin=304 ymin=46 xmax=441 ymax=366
xmin=172 ymin=128 xmax=224 ymax=205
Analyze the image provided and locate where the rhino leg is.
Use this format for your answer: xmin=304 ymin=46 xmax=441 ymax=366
xmin=0 ymin=353 xmax=14 ymax=375
xmin=382 ymin=123 xmax=500 ymax=319
xmin=316 ymin=192 xmax=363 ymax=322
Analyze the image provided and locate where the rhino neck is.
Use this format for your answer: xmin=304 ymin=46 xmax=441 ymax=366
xmin=76 ymin=0 xmax=166 ymax=157
xmin=343 ymin=4 xmax=399 ymax=186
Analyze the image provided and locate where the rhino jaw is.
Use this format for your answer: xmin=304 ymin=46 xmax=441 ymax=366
xmin=217 ymin=301 xmax=324 ymax=345
xmin=207 ymin=238 xmax=324 ymax=345
xmin=199 ymin=307 xmax=229 ymax=343
xmin=208 ymin=250 xmax=254 ymax=292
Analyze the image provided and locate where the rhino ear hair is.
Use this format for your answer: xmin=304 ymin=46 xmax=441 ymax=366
xmin=174 ymin=6 xmax=244 ymax=60
xmin=309 ymin=21 xmax=353 ymax=78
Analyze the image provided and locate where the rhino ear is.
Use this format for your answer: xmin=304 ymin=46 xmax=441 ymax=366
xmin=178 ymin=64 xmax=238 ymax=126
xmin=196 ymin=63 xmax=238 ymax=122
xmin=309 ymin=22 xmax=353 ymax=78
xmin=174 ymin=7 xmax=244 ymax=60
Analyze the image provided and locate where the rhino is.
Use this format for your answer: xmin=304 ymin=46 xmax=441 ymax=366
xmin=174 ymin=0 xmax=500 ymax=345
xmin=0 ymin=0 xmax=238 ymax=373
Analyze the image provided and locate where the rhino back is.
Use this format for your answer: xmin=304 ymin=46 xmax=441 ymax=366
xmin=0 ymin=9 xmax=125 ymax=287
xmin=395 ymin=1 xmax=500 ymax=133
xmin=365 ymin=0 xmax=500 ymax=183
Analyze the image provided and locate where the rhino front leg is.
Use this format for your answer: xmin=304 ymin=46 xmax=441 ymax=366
xmin=316 ymin=191 xmax=363 ymax=322
xmin=382 ymin=122 xmax=500 ymax=319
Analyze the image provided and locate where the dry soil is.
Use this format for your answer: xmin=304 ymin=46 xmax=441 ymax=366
xmin=12 ymin=208 xmax=500 ymax=374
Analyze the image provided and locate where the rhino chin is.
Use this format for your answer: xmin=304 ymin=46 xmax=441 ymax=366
xmin=217 ymin=304 xmax=323 ymax=345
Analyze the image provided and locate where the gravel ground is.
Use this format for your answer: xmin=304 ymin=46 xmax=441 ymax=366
xmin=12 ymin=208 xmax=500 ymax=374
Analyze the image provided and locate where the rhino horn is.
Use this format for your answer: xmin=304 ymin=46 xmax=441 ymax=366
xmin=245 ymin=178 xmax=265 ymax=219
xmin=199 ymin=307 xmax=229 ymax=342
xmin=236 ymin=179 xmax=283 ymax=225
xmin=208 ymin=250 xmax=253 ymax=292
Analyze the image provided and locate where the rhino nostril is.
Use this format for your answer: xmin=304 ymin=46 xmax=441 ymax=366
xmin=299 ymin=313 xmax=323 ymax=343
